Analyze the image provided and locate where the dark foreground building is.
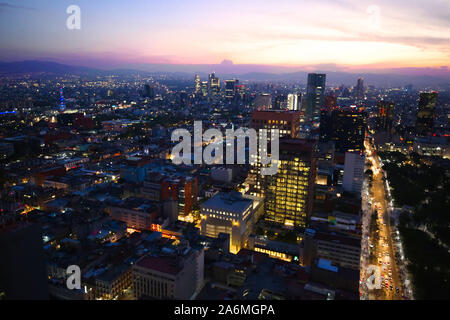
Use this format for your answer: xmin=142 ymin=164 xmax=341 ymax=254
xmin=0 ymin=222 xmax=49 ymax=299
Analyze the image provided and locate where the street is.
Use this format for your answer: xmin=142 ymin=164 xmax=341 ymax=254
xmin=360 ymin=139 xmax=411 ymax=300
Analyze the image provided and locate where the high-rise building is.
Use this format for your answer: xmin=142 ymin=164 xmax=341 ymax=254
xmin=319 ymin=109 xmax=333 ymax=142
xmin=225 ymin=79 xmax=238 ymax=100
xmin=201 ymin=81 xmax=208 ymax=97
xmin=355 ymin=78 xmax=364 ymax=100
xmin=287 ymin=93 xmax=300 ymax=111
xmin=342 ymin=152 xmax=365 ymax=198
xmin=305 ymin=73 xmax=326 ymax=120
xmin=235 ymin=84 xmax=246 ymax=101
xmin=179 ymin=91 xmax=188 ymax=107
xmin=377 ymin=101 xmax=395 ymax=132
xmin=249 ymin=110 xmax=302 ymax=198
xmin=415 ymin=91 xmax=438 ymax=136
xmin=330 ymin=107 xmax=367 ymax=153
xmin=208 ymin=73 xmax=220 ymax=95
xmin=194 ymin=74 xmax=201 ymax=94
xmin=264 ymin=138 xmax=317 ymax=228
xmin=144 ymin=84 xmax=155 ymax=99
xmin=161 ymin=176 xmax=198 ymax=218
xmin=59 ymin=87 xmax=66 ymax=112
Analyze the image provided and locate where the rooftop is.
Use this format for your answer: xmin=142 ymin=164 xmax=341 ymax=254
xmin=315 ymin=231 xmax=361 ymax=248
xmin=202 ymin=191 xmax=252 ymax=214
xmin=136 ymin=255 xmax=181 ymax=276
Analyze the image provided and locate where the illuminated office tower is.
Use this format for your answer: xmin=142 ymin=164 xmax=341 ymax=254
xmin=305 ymin=73 xmax=326 ymax=121
xmin=251 ymin=110 xmax=300 ymax=139
xmin=201 ymin=81 xmax=208 ymax=97
xmin=225 ymin=79 xmax=238 ymax=100
xmin=342 ymin=151 xmax=365 ymax=197
xmin=287 ymin=93 xmax=300 ymax=111
xmin=236 ymin=84 xmax=246 ymax=101
xmin=248 ymin=110 xmax=301 ymax=198
xmin=355 ymin=78 xmax=364 ymax=100
xmin=377 ymin=100 xmax=395 ymax=132
xmin=194 ymin=74 xmax=201 ymax=94
xmin=264 ymin=138 xmax=317 ymax=228
xmin=208 ymin=73 xmax=220 ymax=95
xmin=415 ymin=91 xmax=438 ymax=136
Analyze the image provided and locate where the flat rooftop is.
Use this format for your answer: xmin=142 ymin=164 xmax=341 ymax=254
xmin=202 ymin=192 xmax=252 ymax=214
xmin=136 ymin=255 xmax=181 ymax=276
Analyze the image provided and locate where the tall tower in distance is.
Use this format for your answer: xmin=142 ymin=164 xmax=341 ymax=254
xmin=208 ymin=73 xmax=220 ymax=95
xmin=355 ymin=78 xmax=364 ymax=101
xmin=377 ymin=100 xmax=395 ymax=132
xmin=225 ymin=79 xmax=238 ymax=101
xmin=305 ymin=73 xmax=326 ymax=121
xmin=194 ymin=74 xmax=201 ymax=94
xmin=59 ymin=87 xmax=66 ymax=112
xmin=415 ymin=91 xmax=438 ymax=136
xmin=287 ymin=93 xmax=300 ymax=111
xmin=144 ymin=84 xmax=155 ymax=99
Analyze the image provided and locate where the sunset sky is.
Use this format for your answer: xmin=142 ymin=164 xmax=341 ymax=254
xmin=0 ymin=0 xmax=449 ymax=72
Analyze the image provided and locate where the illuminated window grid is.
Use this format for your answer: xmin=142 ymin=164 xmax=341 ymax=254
xmin=265 ymin=158 xmax=310 ymax=227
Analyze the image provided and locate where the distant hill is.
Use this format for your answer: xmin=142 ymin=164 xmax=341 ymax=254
xmin=0 ymin=60 xmax=99 ymax=74
xmin=0 ymin=60 xmax=449 ymax=88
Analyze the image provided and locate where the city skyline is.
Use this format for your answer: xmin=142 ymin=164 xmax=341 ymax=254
xmin=1 ymin=0 xmax=449 ymax=305
xmin=0 ymin=0 xmax=449 ymax=74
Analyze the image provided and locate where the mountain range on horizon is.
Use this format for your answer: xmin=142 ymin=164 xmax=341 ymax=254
xmin=0 ymin=60 xmax=449 ymax=88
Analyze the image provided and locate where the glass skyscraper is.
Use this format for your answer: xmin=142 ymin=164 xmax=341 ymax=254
xmin=415 ymin=91 xmax=438 ymax=136
xmin=305 ymin=73 xmax=326 ymax=121
xmin=264 ymin=139 xmax=317 ymax=228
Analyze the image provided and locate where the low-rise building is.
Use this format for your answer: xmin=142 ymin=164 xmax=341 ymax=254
xmin=200 ymin=192 xmax=263 ymax=253
xmin=95 ymin=264 xmax=132 ymax=300
xmin=132 ymin=246 xmax=202 ymax=300
xmin=107 ymin=197 xmax=159 ymax=231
